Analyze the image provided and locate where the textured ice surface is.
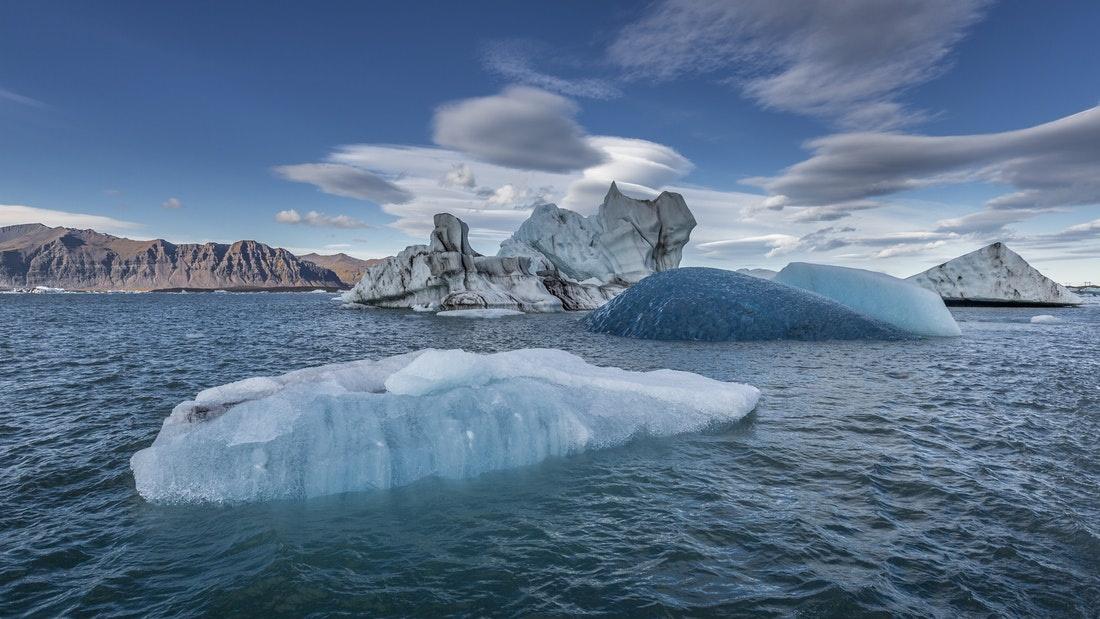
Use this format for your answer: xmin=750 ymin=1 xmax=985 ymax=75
xmin=908 ymin=243 xmax=1081 ymax=306
xmin=585 ymin=267 xmax=906 ymax=342
xmin=436 ymin=309 xmax=524 ymax=319
xmin=498 ymin=182 xmax=696 ymax=285
xmin=774 ymin=263 xmax=960 ymax=337
xmin=1030 ymin=314 xmax=1059 ymax=324
xmin=131 ymin=349 xmax=759 ymax=503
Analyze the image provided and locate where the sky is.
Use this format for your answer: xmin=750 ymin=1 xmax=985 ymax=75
xmin=2 ymin=0 xmax=1099 ymax=283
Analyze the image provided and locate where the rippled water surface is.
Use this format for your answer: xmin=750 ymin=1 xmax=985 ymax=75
xmin=2 ymin=293 xmax=1098 ymax=617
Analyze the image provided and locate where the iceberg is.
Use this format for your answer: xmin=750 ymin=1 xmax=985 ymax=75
xmin=773 ymin=262 xmax=961 ymax=337
xmin=342 ymin=213 xmax=565 ymax=312
xmin=735 ymin=268 xmax=777 ymax=280
xmin=342 ymin=183 xmax=698 ymax=312
xmin=436 ymin=308 xmax=524 ymax=319
xmin=130 ymin=348 xmax=759 ymax=503
xmin=584 ymin=267 xmax=906 ymax=342
xmin=1030 ymin=314 xmax=1059 ymax=324
xmin=908 ymin=243 xmax=1082 ymax=306
xmin=498 ymin=182 xmax=696 ymax=286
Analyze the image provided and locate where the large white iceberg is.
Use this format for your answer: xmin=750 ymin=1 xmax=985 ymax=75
xmin=498 ymin=182 xmax=696 ymax=286
xmin=585 ymin=267 xmax=907 ymax=341
xmin=343 ymin=183 xmax=696 ymax=312
xmin=773 ymin=262 xmax=961 ymax=337
xmin=908 ymin=243 xmax=1082 ymax=306
xmin=342 ymin=213 xmax=565 ymax=311
xmin=130 ymin=349 xmax=759 ymax=503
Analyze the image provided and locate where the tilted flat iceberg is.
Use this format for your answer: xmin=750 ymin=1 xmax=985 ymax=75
xmin=584 ymin=267 xmax=906 ymax=342
xmin=130 ymin=349 xmax=759 ymax=503
xmin=908 ymin=242 xmax=1082 ymax=306
xmin=773 ymin=262 xmax=960 ymax=337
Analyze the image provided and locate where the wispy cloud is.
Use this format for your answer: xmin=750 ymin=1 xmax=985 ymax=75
xmin=161 ymin=197 xmax=183 ymax=209
xmin=0 ymin=87 xmax=48 ymax=109
xmin=482 ymin=40 xmax=621 ymax=100
xmin=274 ymin=163 xmax=414 ymax=204
xmin=0 ymin=204 xmax=142 ymax=235
xmin=750 ymin=107 xmax=1100 ymax=224
xmin=609 ymin=0 xmax=988 ymax=129
xmin=274 ymin=209 xmax=371 ymax=229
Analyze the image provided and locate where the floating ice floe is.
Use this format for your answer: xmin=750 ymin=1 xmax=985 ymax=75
xmin=773 ymin=262 xmax=960 ymax=337
xmin=130 ymin=348 xmax=759 ymax=503
xmin=1029 ymin=314 xmax=1059 ymax=324
xmin=585 ymin=267 xmax=906 ymax=342
xmin=436 ymin=309 xmax=525 ymax=319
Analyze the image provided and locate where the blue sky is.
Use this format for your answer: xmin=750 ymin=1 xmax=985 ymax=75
xmin=2 ymin=0 xmax=1098 ymax=282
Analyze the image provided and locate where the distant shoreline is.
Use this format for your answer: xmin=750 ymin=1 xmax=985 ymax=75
xmin=1 ymin=286 xmax=348 ymax=293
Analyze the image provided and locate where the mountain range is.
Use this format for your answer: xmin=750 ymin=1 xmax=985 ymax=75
xmin=0 ymin=223 xmax=376 ymax=291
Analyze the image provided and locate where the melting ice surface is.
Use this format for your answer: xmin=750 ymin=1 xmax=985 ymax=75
xmin=436 ymin=308 xmax=525 ymax=319
xmin=585 ymin=267 xmax=907 ymax=341
xmin=773 ymin=262 xmax=961 ymax=337
xmin=130 ymin=348 xmax=759 ymax=504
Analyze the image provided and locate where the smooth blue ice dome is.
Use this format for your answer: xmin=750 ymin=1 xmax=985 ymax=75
xmin=584 ymin=267 xmax=907 ymax=341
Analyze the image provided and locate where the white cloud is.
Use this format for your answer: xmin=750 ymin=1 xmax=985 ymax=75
xmin=161 ymin=197 xmax=183 ymax=209
xmin=787 ymin=201 xmax=880 ymax=223
xmin=275 ymin=163 xmax=413 ymax=204
xmin=312 ymin=136 xmax=715 ymax=244
xmin=609 ymin=0 xmax=988 ymax=129
xmin=697 ymin=234 xmax=802 ymax=259
xmin=933 ymin=209 xmax=1043 ymax=235
xmin=432 ymin=86 xmax=606 ymax=173
xmin=0 ymin=204 xmax=142 ymax=235
xmin=482 ymin=40 xmax=621 ymax=100
xmin=274 ymin=209 xmax=371 ymax=229
xmin=441 ymin=163 xmax=477 ymax=189
xmin=484 ymin=183 xmax=552 ymax=209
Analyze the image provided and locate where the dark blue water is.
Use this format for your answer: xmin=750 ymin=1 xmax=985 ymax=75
xmin=2 ymin=292 xmax=1098 ymax=617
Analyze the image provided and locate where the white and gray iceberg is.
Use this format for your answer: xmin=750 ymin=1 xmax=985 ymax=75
xmin=498 ymin=182 xmax=696 ymax=287
xmin=907 ymin=242 xmax=1081 ymax=307
xmin=342 ymin=213 xmax=566 ymax=311
xmin=343 ymin=183 xmax=696 ymax=312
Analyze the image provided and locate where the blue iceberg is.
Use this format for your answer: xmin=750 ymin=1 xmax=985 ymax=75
xmin=773 ymin=262 xmax=961 ymax=337
xmin=130 ymin=348 xmax=759 ymax=503
xmin=584 ymin=267 xmax=907 ymax=341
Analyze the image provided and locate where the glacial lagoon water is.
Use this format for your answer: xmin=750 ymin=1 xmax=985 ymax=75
xmin=1 ymin=292 xmax=1098 ymax=616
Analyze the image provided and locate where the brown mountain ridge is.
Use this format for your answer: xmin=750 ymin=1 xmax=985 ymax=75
xmin=0 ymin=223 xmax=377 ymax=291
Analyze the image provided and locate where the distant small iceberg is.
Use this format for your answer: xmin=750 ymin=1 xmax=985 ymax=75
xmin=1029 ymin=314 xmax=1059 ymax=324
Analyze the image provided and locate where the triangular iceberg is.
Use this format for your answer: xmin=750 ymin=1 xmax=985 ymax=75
xmin=907 ymin=243 xmax=1081 ymax=306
